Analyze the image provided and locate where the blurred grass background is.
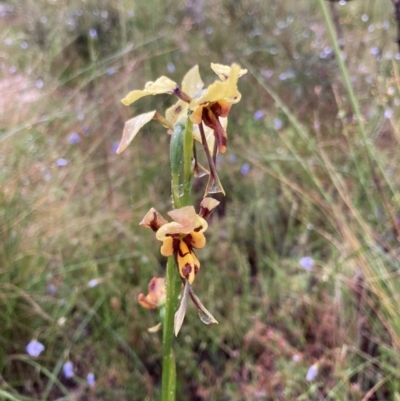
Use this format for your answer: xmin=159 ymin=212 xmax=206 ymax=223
xmin=1 ymin=0 xmax=400 ymax=399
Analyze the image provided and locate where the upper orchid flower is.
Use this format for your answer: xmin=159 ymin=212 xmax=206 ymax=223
xmin=139 ymin=198 xmax=219 ymax=284
xmin=117 ymin=63 xmax=246 ymax=155
xmin=189 ymin=63 xmax=247 ymax=154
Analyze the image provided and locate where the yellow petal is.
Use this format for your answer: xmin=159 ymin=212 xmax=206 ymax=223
xmin=156 ymin=221 xmax=185 ymax=241
xmin=189 ymin=105 xmax=203 ymax=125
xmin=116 ymin=111 xmax=156 ymax=154
xmin=177 ymin=241 xmax=199 ymax=284
xmin=165 ymin=100 xmax=188 ymax=125
xmin=181 ymin=65 xmax=204 ymax=97
xmin=121 ymin=76 xmax=178 ymax=106
xmin=189 ymin=64 xmax=242 ymax=108
xmin=210 ymin=63 xmax=248 ymax=81
xmin=160 ymin=236 xmax=174 ymax=256
xmin=187 ymin=231 xmax=206 ymax=249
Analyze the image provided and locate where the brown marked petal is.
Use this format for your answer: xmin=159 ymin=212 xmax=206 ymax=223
xmin=199 ymin=197 xmax=220 ymax=219
xmin=139 ymin=208 xmax=168 ymax=232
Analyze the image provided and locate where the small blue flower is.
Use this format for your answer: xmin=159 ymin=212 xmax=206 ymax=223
xmin=306 ymin=363 xmax=318 ymax=382
xmin=299 ymin=256 xmax=314 ymax=271
xmin=47 ymin=284 xmax=57 ymax=295
xmin=63 ymin=361 xmax=74 ymax=379
xmin=87 ymin=372 xmax=95 ymax=387
xmin=88 ymin=278 xmax=100 ymax=288
xmin=89 ymin=29 xmax=97 ymax=39
xmin=240 ymin=163 xmax=251 ymax=176
xmin=253 ymin=110 xmax=265 ymax=121
xmin=56 ymin=158 xmax=68 ymax=167
xmin=111 ymin=141 xmax=119 ymax=154
xmin=67 ymin=132 xmax=81 ymax=144
xmin=167 ymin=62 xmax=175 ymax=73
xmin=106 ymin=67 xmax=116 ymax=76
xmin=273 ymin=118 xmax=283 ymax=130
xmin=370 ymin=47 xmax=380 ymax=56
xmin=26 ymin=340 xmax=45 ymax=357
xmin=384 ymin=109 xmax=393 ymax=119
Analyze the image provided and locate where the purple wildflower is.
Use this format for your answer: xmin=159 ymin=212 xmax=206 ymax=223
xmin=56 ymin=158 xmax=68 ymax=167
xmin=88 ymin=278 xmax=100 ymax=288
xmin=68 ymin=132 xmax=81 ymax=144
xmin=47 ymin=284 xmax=57 ymax=295
xmin=306 ymin=364 xmax=318 ymax=382
xmin=63 ymin=361 xmax=74 ymax=379
xmin=106 ymin=67 xmax=116 ymax=76
xmin=26 ymin=340 xmax=45 ymax=357
xmin=273 ymin=118 xmax=283 ymax=130
xmin=111 ymin=141 xmax=119 ymax=154
xmin=299 ymin=256 xmax=314 ymax=271
xmin=240 ymin=163 xmax=251 ymax=176
xmin=87 ymin=372 xmax=95 ymax=387
xmin=89 ymin=29 xmax=97 ymax=39
xmin=253 ymin=110 xmax=265 ymax=121
xmin=384 ymin=109 xmax=393 ymax=119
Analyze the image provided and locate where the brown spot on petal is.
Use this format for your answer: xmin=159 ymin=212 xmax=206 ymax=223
xmin=182 ymin=264 xmax=192 ymax=279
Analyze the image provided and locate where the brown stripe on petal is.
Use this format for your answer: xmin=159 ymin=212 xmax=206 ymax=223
xmin=202 ymin=107 xmax=228 ymax=154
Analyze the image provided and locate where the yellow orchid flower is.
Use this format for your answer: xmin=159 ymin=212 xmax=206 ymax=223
xmin=189 ymin=63 xmax=247 ymax=154
xmin=117 ymin=63 xmax=246 ymax=155
xmin=139 ymin=198 xmax=220 ymax=284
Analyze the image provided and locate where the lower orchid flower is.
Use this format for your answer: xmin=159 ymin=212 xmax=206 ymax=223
xmin=139 ymin=198 xmax=220 ymax=334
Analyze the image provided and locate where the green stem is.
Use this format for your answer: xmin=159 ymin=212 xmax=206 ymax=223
xmin=162 ymin=117 xmax=194 ymax=401
xmin=161 ymin=256 xmax=180 ymax=401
